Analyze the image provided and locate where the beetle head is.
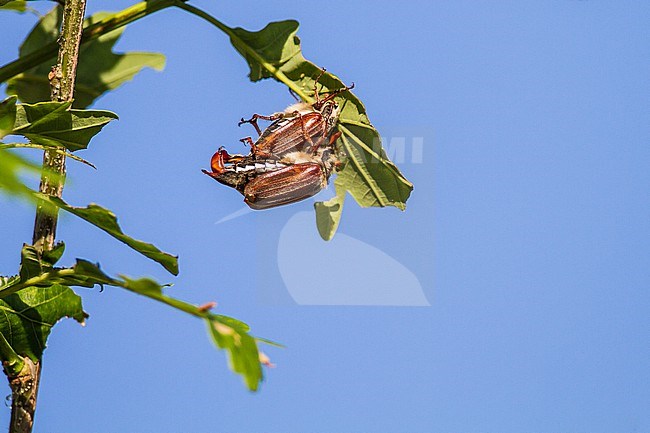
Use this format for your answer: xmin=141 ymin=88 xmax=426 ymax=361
xmin=209 ymin=148 xmax=230 ymax=174
xmin=202 ymin=148 xmax=251 ymax=192
xmin=310 ymin=68 xmax=354 ymax=116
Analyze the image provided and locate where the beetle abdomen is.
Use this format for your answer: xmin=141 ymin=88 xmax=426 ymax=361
xmin=227 ymin=159 xmax=286 ymax=174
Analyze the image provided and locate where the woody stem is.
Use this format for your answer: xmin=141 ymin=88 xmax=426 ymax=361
xmin=7 ymin=1 xmax=87 ymax=432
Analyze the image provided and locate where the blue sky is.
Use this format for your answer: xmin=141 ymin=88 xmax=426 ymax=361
xmin=1 ymin=1 xmax=649 ymax=432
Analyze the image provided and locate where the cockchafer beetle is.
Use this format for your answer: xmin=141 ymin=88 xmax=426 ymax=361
xmin=202 ymin=70 xmax=352 ymax=209
xmin=202 ymin=133 xmax=340 ymax=210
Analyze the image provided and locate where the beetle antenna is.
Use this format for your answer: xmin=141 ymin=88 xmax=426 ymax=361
xmin=313 ymin=67 xmax=327 ymax=103
xmin=319 ymin=82 xmax=355 ymax=105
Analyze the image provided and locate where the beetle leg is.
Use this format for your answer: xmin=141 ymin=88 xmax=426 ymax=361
xmin=307 ymin=131 xmax=327 ymax=154
xmin=315 ymin=115 xmax=332 ymax=153
xmin=238 ymin=116 xmax=262 ymax=136
xmin=313 ymin=67 xmax=327 ymax=105
xmin=238 ymin=113 xmax=284 ymax=136
xmin=240 ymin=136 xmax=276 ymax=159
xmin=239 ymin=136 xmax=257 ymax=154
xmin=308 ymin=121 xmax=340 ymax=154
xmin=318 ymin=82 xmax=355 ymax=106
xmin=328 ymin=131 xmax=342 ymax=146
xmin=239 ymin=137 xmax=254 ymax=147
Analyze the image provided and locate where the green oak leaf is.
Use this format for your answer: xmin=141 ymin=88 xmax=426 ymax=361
xmin=115 ymin=274 xmax=264 ymax=390
xmin=0 ymin=251 xmax=268 ymax=391
xmin=6 ymin=6 xmax=165 ymax=108
xmin=0 ymin=148 xmax=42 ymax=200
xmin=17 ymin=242 xmax=65 ymax=282
xmin=0 ymin=188 xmax=177 ymax=275
xmin=224 ymin=20 xmax=413 ymax=238
xmin=70 ymin=259 xmax=114 ymax=286
xmin=0 ymin=276 xmax=21 ymax=293
xmin=1 ymin=99 xmax=111 ymax=200
xmin=0 ymin=95 xmax=17 ymax=138
xmin=212 ymin=314 xmax=251 ymax=333
xmin=43 ymin=197 xmax=179 ymax=275
xmin=18 ymin=243 xmax=46 ymax=281
xmin=207 ymin=317 xmax=262 ymax=391
xmin=0 ymin=284 xmax=86 ymax=362
xmin=42 ymin=241 xmax=65 ymax=266
xmin=0 ymin=1 xmax=27 ymax=13
xmin=119 ymin=275 xmax=168 ymax=297
xmin=74 ymin=264 xmax=264 ymax=391
xmin=314 ymin=177 xmax=346 ymax=241
xmin=337 ymin=124 xmax=412 ymax=210
xmin=21 ymin=258 xmax=264 ymax=391
xmin=12 ymin=100 xmax=117 ymax=151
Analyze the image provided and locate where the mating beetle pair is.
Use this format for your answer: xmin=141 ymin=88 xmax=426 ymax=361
xmin=202 ymin=72 xmax=354 ymax=210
